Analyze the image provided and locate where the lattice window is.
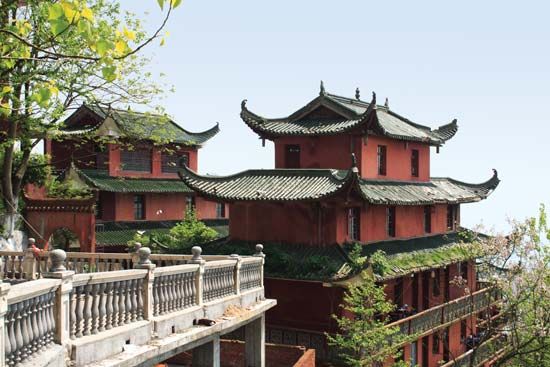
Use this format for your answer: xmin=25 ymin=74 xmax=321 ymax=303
xmin=121 ymin=148 xmax=151 ymax=172
xmin=347 ymin=207 xmax=360 ymax=241
xmin=162 ymin=152 xmax=189 ymax=173
xmin=411 ymin=149 xmax=419 ymax=177
xmin=133 ymin=195 xmax=145 ymax=220
xmin=216 ymin=203 xmax=226 ymax=218
xmin=377 ymin=145 xmax=387 ymax=175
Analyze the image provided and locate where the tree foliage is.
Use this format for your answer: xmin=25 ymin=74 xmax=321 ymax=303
xmin=473 ymin=205 xmax=550 ymax=366
xmin=0 ymin=0 xmax=180 ymax=237
xmin=131 ymin=208 xmax=218 ymax=253
xmin=327 ymin=268 xmax=412 ymax=367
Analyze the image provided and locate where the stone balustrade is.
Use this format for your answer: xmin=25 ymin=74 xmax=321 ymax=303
xmin=388 ymin=287 xmax=496 ymax=338
xmin=0 ymin=244 xmax=267 ymax=367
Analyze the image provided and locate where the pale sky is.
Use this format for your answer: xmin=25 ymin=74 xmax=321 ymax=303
xmin=124 ymin=0 xmax=550 ymax=232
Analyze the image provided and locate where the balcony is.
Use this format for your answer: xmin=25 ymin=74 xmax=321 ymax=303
xmin=386 ymin=287 xmax=497 ymax=339
xmin=440 ymin=334 xmax=508 ymax=367
xmin=0 ymin=245 xmax=274 ymax=367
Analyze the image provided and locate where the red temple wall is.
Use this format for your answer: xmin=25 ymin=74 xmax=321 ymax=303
xmin=48 ymin=139 xmax=97 ymax=170
xmin=25 ymin=207 xmax=96 ymax=252
xmin=228 ymin=202 xmax=457 ymax=245
xmin=195 ymin=198 xmax=228 ymax=220
xmin=274 ymin=135 xmax=360 ymax=170
xmin=273 ymin=134 xmax=431 ymax=182
xmin=361 ymin=135 xmax=431 ymax=181
xmin=265 ymin=278 xmax=343 ymax=334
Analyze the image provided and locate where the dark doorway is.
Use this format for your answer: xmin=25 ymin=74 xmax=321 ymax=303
xmin=284 ymin=145 xmax=301 ymax=168
xmin=412 ymin=274 xmax=419 ymax=311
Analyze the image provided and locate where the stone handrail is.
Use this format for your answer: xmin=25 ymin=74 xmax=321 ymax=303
xmin=387 ymin=287 xmax=495 ymax=337
xmin=0 ymin=248 xmax=251 ymax=280
xmin=3 ymin=279 xmax=59 ymax=366
xmin=0 ymin=244 xmax=267 ymax=366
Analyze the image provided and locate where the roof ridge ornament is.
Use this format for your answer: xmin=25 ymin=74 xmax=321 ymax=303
xmin=320 ymin=80 xmax=326 ymax=96
xmin=385 ymin=98 xmax=389 ymax=109
xmin=355 ymin=88 xmax=360 ymax=100
xmin=371 ymin=92 xmax=377 ymax=109
xmin=241 ymin=99 xmax=247 ymax=109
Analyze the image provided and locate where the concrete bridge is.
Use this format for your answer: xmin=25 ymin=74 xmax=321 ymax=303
xmin=0 ymin=245 xmax=275 ymax=367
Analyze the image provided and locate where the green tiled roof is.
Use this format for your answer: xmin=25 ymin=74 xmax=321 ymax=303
xmin=199 ymin=231 xmax=482 ymax=282
xmin=96 ymin=219 xmax=229 ymax=246
xmin=58 ymin=104 xmax=219 ymax=145
xmin=78 ymin=169 xmax=193 ymax=193
xmin=179 ymin=165 xmax=499 ymax=205
xmin=241 ymin=89 xmax=457 ymax=144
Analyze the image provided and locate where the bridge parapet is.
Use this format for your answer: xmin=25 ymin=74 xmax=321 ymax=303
xmin=0 ymin=245 xmax=270 ymax=367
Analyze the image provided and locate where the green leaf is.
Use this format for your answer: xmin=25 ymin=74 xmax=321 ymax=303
xmin=50 ymin=18 xmax=70 ymax=36
xmin=48 ymin=4 xmax=64 ymax=20
xmin=101 ymin=65 xmax=117 ymax=82
xmin=96 ymin=39 xmax=113 ymax=57
xmin=157 ymin=0 xmax=164 ymax=10
xmin=171 ymin=0 xmax=183 ymax=8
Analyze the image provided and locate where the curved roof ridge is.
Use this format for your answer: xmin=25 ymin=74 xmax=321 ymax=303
xmin=434 ymin=169 xmax=500 ymax=190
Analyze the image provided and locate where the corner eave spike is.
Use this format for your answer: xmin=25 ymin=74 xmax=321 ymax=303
xmin=384 ymin=97 xmax=389 ymax=109
xmin=371 ymin=92 xmax=377 ymax=109
xmin=355 ymin=88 xmax=360 ymax=100
xmin=241 ymin=99 xmax=247 ymax=110
xmin=320 ymin=80 xmax=326 ymax=96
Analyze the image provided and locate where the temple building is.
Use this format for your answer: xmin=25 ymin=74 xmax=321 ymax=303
xmin=25 ymin=104 xmax=228 ymax=252
xmin=178 ymin=84 xmax=500 ymax=366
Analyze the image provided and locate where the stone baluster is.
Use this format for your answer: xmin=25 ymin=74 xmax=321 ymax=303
xmin=0 ymin=282 xmax=11 ymax=366
xmin=98 ymin=282 xmax=107 ymax=332
xmin=136 ymin=278 xmax=144 ymax=321
xmin=43 ymin=249 xmax=74 ymax=347
xmin=22 ymin=240 xmax=38 ymax=280
xmin=125 ymin=280 xmax=133 ymax=324
xmin=37 ymin=294 xmax=47 ymax=349
xmin=112 ymin=281 xmax=120 ymax=327
xmin=118 ymin=280 xmax=126 ymax=325
xmin=90 ymin=283 xmax=100 ymax=334
xmin=254 ymin=244 xmax=265 ymax=289
xmin=133 ymin=247 xmax=155 ymax=321
xmin=189 ymin=246 xmax=205 ymax=306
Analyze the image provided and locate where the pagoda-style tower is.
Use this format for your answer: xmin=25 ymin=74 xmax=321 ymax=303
xmin=179 ymin=84 xmax=499 ymax=366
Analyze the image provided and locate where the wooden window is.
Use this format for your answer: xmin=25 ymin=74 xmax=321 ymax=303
xmin=377 ymin=145 xmax=387 ymax=175
xmin=284 ymin=145 xmax=301 ymax=168
xmin=394 ymin=277 xmax=403 ymax=306
xmin=424 ymin=206 xmax=432 ymax=233
xmin=432 ymin=269 xmax=441 ymax=297
xmin=133 ymin=195 xmax=145 ymax=220
xmin=432 ymin=332 xmax=441 ymax=354
xmin=216 ymin=203 xmax=226 ymax=218
xmin=95 ymin=144 xmax=108 ymax=169
xmin=387 ymin=206 xmax=396 ymax=237
xmin=411 ymin=149 xmax=419 ymax=177
xmin=121 ymin=148 xmax=152 ymax=172
xmin=161 ymin=152 xmax=189 ymax=173
xmin=347 ymin=207 xmax=360 ymax=241
xmin=447 ymin=204 xmax=459 ymax=230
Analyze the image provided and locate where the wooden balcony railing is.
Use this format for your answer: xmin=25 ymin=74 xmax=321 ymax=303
xmin=440 ymin=334 xmax=507 ymax=367
xmin=386 ymin=287 xmax=496 ymax=338
xmin=0 ymin=245 xmax=266 ymax=366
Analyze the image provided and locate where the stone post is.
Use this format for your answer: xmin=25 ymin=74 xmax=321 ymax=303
xmin=230 ymin=254 xmax=241 ymax=296
xmin=245 ymin=315 xmax=265 ymax=367
xmin=22 ymin=247 xmax=37 ymax=280
xmin=189 ymin=246 xmax=205 ymax=306
xmin=131 ymin=242 xmax=142 ymax=266
xmin=0 ymin=281 xmax=11 ymax=367
xmin=254 ymin=244 xmax=265 ymax=288
xmin=192 ymin=335 xmax=220 ymax=367
xmin=133 ymin=247 xmax=156 ymax=321
xmin=43 ymin=249 xmax=75 ymax=346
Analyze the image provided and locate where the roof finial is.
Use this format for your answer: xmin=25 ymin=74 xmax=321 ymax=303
xmin=320 ymin=80 xmax=326 ymax=96
xmin=241 ymin=99 xmax=247 ymax=109
xmin=384 ymin=97 xmax=389 ymax=109
xmin=371 ymin=92 xmax=377 ymax=108
xmin=355 ymin=88 xmax=360 ymax=100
